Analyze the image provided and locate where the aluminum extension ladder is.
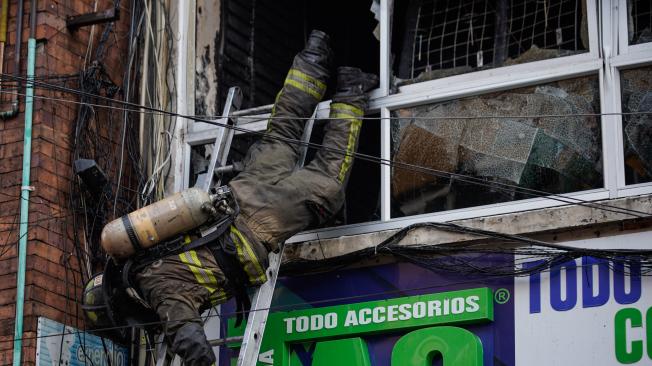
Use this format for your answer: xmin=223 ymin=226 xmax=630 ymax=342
xmin=154 ymin=86 xmax=319 ymax=366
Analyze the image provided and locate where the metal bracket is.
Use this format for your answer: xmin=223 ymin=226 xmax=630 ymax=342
xmin=66 ymin=7 xmax=120 ymax=30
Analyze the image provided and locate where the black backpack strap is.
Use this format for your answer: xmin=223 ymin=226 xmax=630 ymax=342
xmin=129 ymin=217 xmax=235 ymax=272
xmin=209 ymin=232 xmax=252 ymax=327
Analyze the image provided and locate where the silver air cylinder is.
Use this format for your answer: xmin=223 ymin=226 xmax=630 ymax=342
xmin=101 ymin=188 xmax=214 ymax=259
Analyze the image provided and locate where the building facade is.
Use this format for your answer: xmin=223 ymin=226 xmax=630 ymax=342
xmin=0 ymin=0 xmax=650 ymax=365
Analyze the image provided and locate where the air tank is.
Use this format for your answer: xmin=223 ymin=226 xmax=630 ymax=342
xmin=101 ymin=188 xmax=215 ymax=259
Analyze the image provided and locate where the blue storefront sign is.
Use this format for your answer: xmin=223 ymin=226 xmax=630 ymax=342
xmin=36 ymin=317 xmax=129 ymax=366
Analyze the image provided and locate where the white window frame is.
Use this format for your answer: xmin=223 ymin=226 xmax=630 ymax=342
xmin=182 ymin=0 xmax=652 ymax=243
xmin=608 ymin=0 xmax=652 ymax=196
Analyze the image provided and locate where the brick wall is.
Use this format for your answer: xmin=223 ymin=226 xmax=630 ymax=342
xmin=0 ymin=1 xmax=132 ymax=364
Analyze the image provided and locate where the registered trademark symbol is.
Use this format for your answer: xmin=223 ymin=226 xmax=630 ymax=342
xmin=494 ymin=288 xmax=510 ymax=304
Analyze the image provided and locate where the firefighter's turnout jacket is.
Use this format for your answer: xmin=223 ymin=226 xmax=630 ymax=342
xmin=134 ymin=48 xmax=366 ymax=349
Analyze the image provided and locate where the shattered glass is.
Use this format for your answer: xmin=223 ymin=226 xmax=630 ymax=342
xmin=391 ymin=76 xmax=602 ymax=217
xmin=621 ymin=66 xmax=652 ymax=184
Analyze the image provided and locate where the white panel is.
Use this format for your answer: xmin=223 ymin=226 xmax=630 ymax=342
xmin=369 ymin=56 xmax=602 ymax=111
xmin=380 ymin=107 xmax=391 ymax=221
xmin=515 ymin=231 xmax=652 ymax=365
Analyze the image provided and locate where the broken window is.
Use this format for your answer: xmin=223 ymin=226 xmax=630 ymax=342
xmin=393 ymin=0 xmax=589 ymax=84
xmin=628 ymin=0 xmax=652 ymax=45
xmin=391 ymin=76 xmax=602 ymax=217
xmin=219 ymin=0 xmax=380 ymax=109
xmin=621 ymin=66 xmax=652 ymax=185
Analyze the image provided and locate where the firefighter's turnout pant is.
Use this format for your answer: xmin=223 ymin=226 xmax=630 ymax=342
xmin=135 ymin=50 xmax=365 ymax=357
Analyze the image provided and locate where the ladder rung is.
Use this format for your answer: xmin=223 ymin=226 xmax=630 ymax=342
xmin=209 ymin=336 xmax=244 ymax=347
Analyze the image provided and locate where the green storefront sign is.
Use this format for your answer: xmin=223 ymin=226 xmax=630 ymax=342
xmin=228 ymin=287 xmax=494 ymax=365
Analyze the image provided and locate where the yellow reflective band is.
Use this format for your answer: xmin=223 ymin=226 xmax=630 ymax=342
xmin=190 ymin=250 xmax=218 ymax=284
xmin=331 ymin=103 xmax=364 ymax=117
xmin=209 ymin=288 xmax=228 ymax=305
xmin=179 ymin=251 xmax=217 ymax=294
xmin=230 ymin=226 xmax=267 ymax=284
xmin=334 ymin=112 xmax=362 ymax=182
xmin=285 ymin=78 xmax=323 ymax=100
xmin=288 ymin=69 xmax=327 ymax=92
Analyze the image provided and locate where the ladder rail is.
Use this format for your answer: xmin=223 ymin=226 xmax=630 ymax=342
xmin=202 ymin=87 xmax=243 ymax=191
xmin=237 ymin=102 xmax=320 ymax=366
xmin=156 ymin=88 xmax=321 ymax=366
xmin=155 ymin=87 xmax=242 ymax=366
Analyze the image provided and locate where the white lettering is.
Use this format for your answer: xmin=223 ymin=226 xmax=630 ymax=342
xmin=344 ymin=310 xmax=358 ymax=327
xmin=443 ymin=298 xmax=450 ymax=315
xmin=310 ymin=314 xmax=324 ymax=331
xmin=398 ymin=304 xmax=412 ymax=320
xmin=428 ymin=300 xmax=441 ymax=317
xmin=296 ymin=316 xmax=309 ymax=332
xmin=413 ymin=302 xmax=426 ymax=318
xmin=452 ymin=297 xmax=465 ymax=314
xmin=359 ymin=308 xmax=372 ymax=325
xmin=325 ymin=313 xmax=338 ymax=329
xmin=387 ymin=305 xmax=399 ymax=321
xmin=284 ymin=318 xmax=294 ymax=334
xmin=466 ymin=296 xmax=480 ymax=312
xmin=372 ymin=307 xmax=386 ymax=323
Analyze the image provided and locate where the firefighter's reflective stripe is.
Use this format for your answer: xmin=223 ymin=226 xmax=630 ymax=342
xmin=284 ymin=68 xmax=326 ymax=100
xmin=179 ymin=251 xmax=213 ymax=290
xmin=331 ymin=103 xmax=364 ymax=117
xmin=331 ymin=103 xmax=364 ymax=182
xmin=268 ymin=68 xmax=325 ymax=132
xmin=230 ymin=226 xmax=267 ymax=285
xmin=179 ymin=236 xmax=227 ymax=301
xmin=288 ymin=69 xmax=326 ymax=95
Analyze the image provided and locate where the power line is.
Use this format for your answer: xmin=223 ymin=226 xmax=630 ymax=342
xmin=3 ymin=252 xmax=650 ymax=346
xmin=2 ymin=76 xmax=652 ymax=121
xmin=0 ymin=76 xmax=648 ymax=218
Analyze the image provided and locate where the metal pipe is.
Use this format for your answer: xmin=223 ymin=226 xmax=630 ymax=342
xmin=12 ymin=0 xmax=36 ymax=364
xmin=0 ymin=0 xmax=9 ymax=84
xmin=0 ymin=0 xmax=23 ymax=119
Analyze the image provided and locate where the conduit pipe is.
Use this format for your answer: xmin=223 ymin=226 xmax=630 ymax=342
xmin=13 ymin=0 xmax=37 ymax=364
xmin=0 ymin=0 xmax=23 ymax=119
xmin=0 ymin=0 xmax=8 ymax=79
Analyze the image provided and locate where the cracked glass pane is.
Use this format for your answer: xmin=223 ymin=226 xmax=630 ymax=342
xmin=391 ymin=75 xmax=602 ymax=217
xmin=393 ymin=0 xmax=589 ymax=85
xmin=628 ymin=0 xmax=652 ymax=45
xmin=621 ymin=66 xmax=652 ymax=185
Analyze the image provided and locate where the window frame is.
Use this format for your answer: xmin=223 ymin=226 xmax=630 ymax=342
xmin=182 ymin=0 xmax=652 ymax=243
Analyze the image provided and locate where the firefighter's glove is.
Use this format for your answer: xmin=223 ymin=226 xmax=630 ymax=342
xmin=171 ymin=322 xmax=216 ymax=366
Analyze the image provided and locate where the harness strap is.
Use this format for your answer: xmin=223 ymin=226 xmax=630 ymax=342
xmin=208 ymin=234 xmax=252 ymax=327
xmin=122 ymin=215 xmax=142 ymax=252
xmin=125 ymin=216 xmax=253 ymax=326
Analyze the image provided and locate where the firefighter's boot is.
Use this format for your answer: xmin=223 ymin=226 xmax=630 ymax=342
xmin=332 ymin=66 xmax=379 ymax=110
xmin=301 ymin=29 xmax=332 ymax=68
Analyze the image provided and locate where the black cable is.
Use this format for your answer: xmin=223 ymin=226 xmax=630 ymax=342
xmin=5 ymin=252 xmax=651 ymax=346
xmin=1 ymin=75 xmax=649 ymax=218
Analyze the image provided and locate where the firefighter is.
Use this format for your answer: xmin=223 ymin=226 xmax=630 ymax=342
xmin=127 ymin=30 xmax=377 ymax=365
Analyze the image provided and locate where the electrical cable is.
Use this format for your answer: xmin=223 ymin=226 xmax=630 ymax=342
xmin=0 ymin=83 xmax=649 ymax=218
xmin=4 ymin=253 xmax=650 ymax=346
xmin=2 ymin=11 xmax=650 ymax=357
xmin=3 ymin=74 xmax=652 ymax=121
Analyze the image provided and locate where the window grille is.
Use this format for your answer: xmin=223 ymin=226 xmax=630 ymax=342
xmin=397 ymin=0 xmax=588 ymax=82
